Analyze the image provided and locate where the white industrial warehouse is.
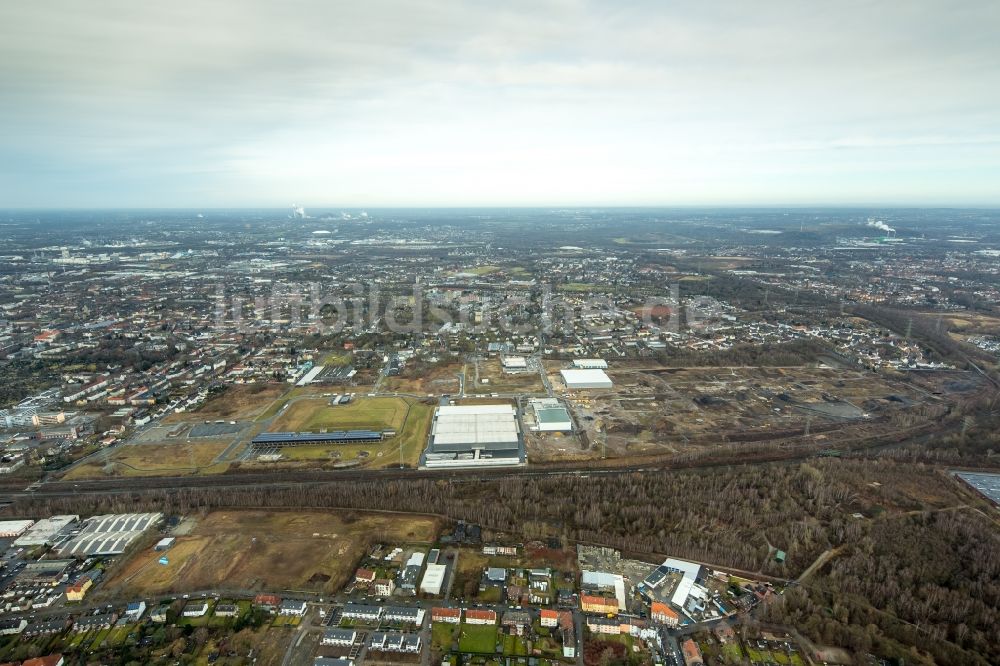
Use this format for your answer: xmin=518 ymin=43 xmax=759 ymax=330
xmin=421 ymin=403 xmax=524 ymax=468
xmin=420 ymin=563 xmax=447 ymax=595
xmin=572 ymin=358 xmax=608 ymax=369
xmin=57 ymin=512 xmax=163 ymax=557
xmin=528 ymin=398 xmax=573 ymax=432
xmin=560 ymin=368 xmax=613 ymax=390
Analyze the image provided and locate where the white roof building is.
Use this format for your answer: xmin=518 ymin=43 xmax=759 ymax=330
xmin=420 ymin=563 xmax=447 ymax=595
xmin=13 ymin=515 xmax=79 ymax=547
xmin=572 ymin=358 xmax=608 ymax=369
xmin=0 ymin=519 xmax=35 ymax=538
xmin=663 ymin=558 xmax=702 ymax=608
xmin=501 ymin=356 xmax=528 ymax=370
xmin=560 ymin=368 xmax=613 ymax=390
xmin=423 ymin=404 xmax=523 ymax=468
xmin=581 ymin=570 xmax=627 ymax=610
xmin=430 ymin=404 xmax=520 ymax=448
xmin=57 ymin=512 xmax=162 ymax=556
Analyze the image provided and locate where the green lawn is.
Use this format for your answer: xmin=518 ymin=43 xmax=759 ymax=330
xmin=105 ymin=625 xmax=133 ymax=646
xmin=476 ymin=586 xmax=502 ymax=603
xmin=502 ymin=634 xmax=530 ymax=656
xmin=272 ymin=396 xmax=408 ymax=432
xmin=715 ymin=642 xmax=743 ymax=662
xmin=87 ymin=628 xmax=112 ymax=650
xmin=264 ymin=396 xmax=433 ymax=467
xmin=458 ymin=623 xmax=498 ymax=654
xmin=432 ymin=621 xmax=459 ymax=651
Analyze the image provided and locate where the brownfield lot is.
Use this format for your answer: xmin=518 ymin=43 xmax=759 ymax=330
xmin=548 ymin=364 xmax=971 ymax=460
xmin=104 ymin=510 xmax=441 ymax=596
xmin=63 ymin=440 xmax=231 ymax=480
xmin=381 ymin=360 xmax=464 ymax=394
xmin=163 ymin=383 xmax=287 ymax=423
xmin=474 ymin=358 xmax=545 ymax=393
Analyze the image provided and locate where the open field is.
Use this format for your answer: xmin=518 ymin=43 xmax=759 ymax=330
xmin=270 ymin=396 xmax=408 ymax=432
xmin=547 ymin=363 xmax=956 ymax=460
xmin=63 ymin=440 xmax=231 ymax=479
xmin=458 ymin=623 xmax=498 ymax=653
xmin=254 ymin=396 xmax=434 ymax=468
xmin=163 ymin=383 xmax=287 ymax=423
xmin=103 ymin=509 xmax=441 ymax=596
xmin=381 ymin=360 xmax=464 ymax=394
xmin=475 ymin=358 xmax=546 ymax=393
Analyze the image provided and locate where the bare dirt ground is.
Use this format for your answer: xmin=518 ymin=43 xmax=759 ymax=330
xmin=103 ymin=509 xmax=442 ymax=596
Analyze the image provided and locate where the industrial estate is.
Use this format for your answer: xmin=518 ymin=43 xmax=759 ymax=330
xmin=0 ymin=208 xmax=998 ymax=666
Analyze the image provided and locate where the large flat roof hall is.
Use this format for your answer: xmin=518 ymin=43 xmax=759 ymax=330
xmin=420 ymin=403 xmax=525 ymax=469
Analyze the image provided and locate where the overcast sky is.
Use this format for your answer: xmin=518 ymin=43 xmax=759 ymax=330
xmin=2 ymin=1 xmax=999 ymax=208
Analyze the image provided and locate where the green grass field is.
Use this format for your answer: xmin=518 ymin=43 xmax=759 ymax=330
xmin=432 ymin=622 xmax=459 ymax=651
xmin=270 ymin=396 xmax=408 ymax=432
xmin=264 ymin=397 xmax=433 ymax=468
xmin=458 ymin=623 xmax=498 ymax=654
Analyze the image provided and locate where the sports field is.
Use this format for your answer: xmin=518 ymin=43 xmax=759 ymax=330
xmin=269 ymin=396 xmax=407 ymax=432
xmin=103 ymin=510 xmax=441 ymax=596
xmin=263 ymin=397 xmax=434 ymax=468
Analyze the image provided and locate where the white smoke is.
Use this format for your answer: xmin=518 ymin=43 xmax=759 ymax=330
xmin=866 ymin=218 xmax=895 ymax=233
xmin=291 ymin=204 xmax=307 ymax=219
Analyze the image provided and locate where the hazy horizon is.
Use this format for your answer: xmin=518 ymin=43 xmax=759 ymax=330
xmin=2 ymin=1 xmax=999 ymax=208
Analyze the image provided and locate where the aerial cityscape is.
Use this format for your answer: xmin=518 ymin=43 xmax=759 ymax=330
xmin=1 ymin=2 xmax=999 ymax=666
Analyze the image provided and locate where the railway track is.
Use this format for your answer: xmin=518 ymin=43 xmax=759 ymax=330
xmin=0 ymin=419 xmax=950 ymax=502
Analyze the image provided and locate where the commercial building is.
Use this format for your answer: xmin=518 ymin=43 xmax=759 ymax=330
xmin=581 ymin=570 xmax=627 ymax=610
xmin=421 ymin=404 xmax=524 ymax=469
xmin=0 ymin=519 xmax=34 ymax=538
xmin=572 ymin=358 xmax=608 ymax=369
xmin=251 ymin=430 xmax=383 ymax=450
xmin=560 ymin=368 xmax=613 ymax=390
xmin=57 ymin=512 xmax=162 ymax=556
xmin=14 ymin=515 xmax=79 ymax=547
xmin=420 ymin=563 xmax=447 ymax=595
xmin=501 ymin=355 xmax=528 ymax=372
xmin=528 ymin=398 xmax=572 ymax=432
xmin=661 ymin=558 xmax=704 ymax=609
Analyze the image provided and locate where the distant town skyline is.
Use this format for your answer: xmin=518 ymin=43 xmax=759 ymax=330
xmin=2 ymin=1 xmax=999 ymax=208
